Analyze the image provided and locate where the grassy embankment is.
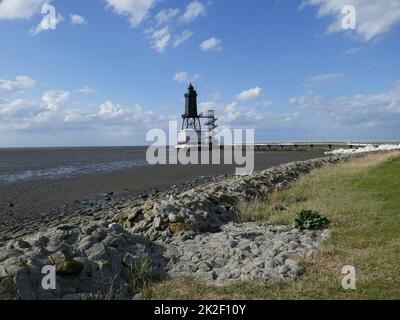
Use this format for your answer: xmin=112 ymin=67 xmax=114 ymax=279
xmin=142 ymin=152 xmax=400 ymax=300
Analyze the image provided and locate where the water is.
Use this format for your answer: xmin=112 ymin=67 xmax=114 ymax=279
xmin=0 ymin=148 xmax=326 ymax=221
xmin=0 ymin=147 xmax=149 ymax=184
xmin=0 ymin=146 xmax=328 ymax=187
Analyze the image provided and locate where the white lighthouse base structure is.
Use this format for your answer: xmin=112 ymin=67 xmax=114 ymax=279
xmin=176 ymin=129 xmax=217 ymax=149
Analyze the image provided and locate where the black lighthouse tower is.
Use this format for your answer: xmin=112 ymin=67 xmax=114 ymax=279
xmin=178 ymin=84 xmax=218 ymax=149
xmin=182 ymin=83 xmax=202 ymax=130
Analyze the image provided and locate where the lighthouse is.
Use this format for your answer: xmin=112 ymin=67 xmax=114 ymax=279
xmin=176 ymin=84 xmax=217 ymax=149
xmin=182 ymin=83 xmax=201 ymax=130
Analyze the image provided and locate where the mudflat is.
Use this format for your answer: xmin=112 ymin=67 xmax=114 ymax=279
xmin=0 ymin=149 xmax=325 ymax=227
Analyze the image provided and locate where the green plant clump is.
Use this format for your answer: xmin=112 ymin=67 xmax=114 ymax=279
xmin=128 ymin=255 xmax=155 ymax=295
xmin=294 ymin=209 xmax=331 ymax=230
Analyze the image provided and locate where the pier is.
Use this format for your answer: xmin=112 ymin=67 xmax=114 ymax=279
xmin=221 ymin=142 xmax=400 ymax=152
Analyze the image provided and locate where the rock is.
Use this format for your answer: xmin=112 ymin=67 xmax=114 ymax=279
xmin=228 ymin=240 xmax=238 ymax=248
xmin=5 ymin=240 xmax=17 ymax=250
xmin=294 ymin=266 xmax=306 ymax=277
xmin=108 ymin=223 xmax=123 ymax=233
xmin=170 ymin=222 xmax=189 ymax=234
xmin=275 ymin=253 xmax=288 ymax=265
xmin=32 ymin=236 xmax=49 ymax=247
xmin=306 ymin=249 xmax=315 ymax=258
xmin=0 ymin=249 xmax=23 ymax=263
xmin=78 ymin=238 xmax=97 ymax=251
xmin=92 ymin=229 xmax=107 ymax=241
xmin=160 ymin=203 xmax=179 ymax=213
xmin=143 ymin=201 xmax=154 ymax=212
xmin=190 ymin=255 xmax=201 ymax=263
xmin=197 ymin=271 xmax=218 ymax=282
xmin=15 ymin=240 xmax=31 ymax=250
xmin=103 ymin=234 xmax=125 ymax=249
xmin=49 ymin=251 xmax=67 ymax=265
xmin=14 ymin=271 xmax=36 ymax=300
xmin=56 ymin=224 xmax=75 ymax=231
xmin=218 ymin=194 xmax=236 ymax=206
xmin=0 ymin=276 xmax=19 ymax=300
xmin=250 ymin=242 xmax=259 ymax=250
xmin=197 ymin=261 xmax=212 ymax=272
xmin=113 ymin=211 xmax=129 ymax=222
xmin=154 ymin=217 xmax=162 ymax=230
xmin=122 ymin=253 xmax=138 ymax=268
xmin=0 ymin=266 xmax=7 ymax=278
xmin=144 ymin=210 xmax=155 ymax=222
xmin=56 ymin=258 xmax=83 ymax=276
xmin=168 ymin=213 xmax=184 ymax=223
xmin=278 ymin=265 xmax=290 ymax=275
xmin=128 ymin=208 xmax=143 ymax=222
xmin=213 ymin=257 xmax=227 ymax=268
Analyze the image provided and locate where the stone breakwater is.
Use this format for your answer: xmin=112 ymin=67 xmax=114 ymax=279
xmin=0 ymin=155 xmax=355 ymax=300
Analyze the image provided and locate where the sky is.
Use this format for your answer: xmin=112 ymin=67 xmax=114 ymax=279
xmin=0 ymin=0 xmax=399 ymax=147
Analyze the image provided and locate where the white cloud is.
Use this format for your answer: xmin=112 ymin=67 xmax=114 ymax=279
xmin=180 ymin=1 xmax=206 ymax=23
xmin=0 ymin=1 xmax=64 ymax=35
xmin=0 ymin=0 xmax=46 ymax=20
xmin=236 ymin=87 xmax=263 ymax=101
xmin=70 ymin=14 xmax=86 ymax=25
xmin=106 ymin=0 xmax=157 ymax=27
xmin=198 ymin=93 xmax=285 ymax=130
xmin=225 ymin=102 xmax=241 ymax=122
xmin=289 ymin=83 xmax=400 ymax=128
xmin=289 ymin=93 xmax=314 ymax=105
xmin=173 ymin=71 xmax=200 ymax=83
xmin=219 ymin=101 xmax=289 ymax=128
xmin=145 ymin=26 xmax=171 ymax=53
xmin=76 ymin=101 xmax=157 ymax=124
xmin=307 ymin=73 xmax=344 ymax=85
xmin=198 ymin=100 xmax=217 ymax=114
xmin=155 ymin=8 xmax=180 ymax=25
xmin=255 ymin=100 xmax=273 ymax=107
xmin=173 ymin=29 xmax=193 ymax=47
xmin=302 ymin=0 xmax=400 ymax=41
xmin=345 ymin=47 xmax=363 ymax=55
xmin=0 ymin=76 xmax=36 ymax=95
xmin=42 ymin=90 xmax=70 ymax=110
xmin=99 ymin=101 xmax=128 ymax=118
xmin=77 ymin=86 xmax=97 ymax=95
xmin=105 ymin=1 xmax=205 ymax=52
xmin=0 ymin=98 xmax=39 ymax=115
xmin=1 ymin=92 xmax=162 ymax=135
xmin=200 ymin=37 xmax=222 ymax=52
xmin=173 ymin=72 xmax=189 ymax=83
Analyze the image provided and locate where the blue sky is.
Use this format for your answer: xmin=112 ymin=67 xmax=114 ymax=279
xmin=0 ymin=0 xmax=399 ymax=147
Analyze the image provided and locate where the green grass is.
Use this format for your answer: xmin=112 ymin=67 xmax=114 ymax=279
xmin=79 ymin=255 xmax=155 ymax=300
xmin=127 ymin=255 xmax=155 ymax=295
xmin=141 ymin=152 xmax=400 ymax=300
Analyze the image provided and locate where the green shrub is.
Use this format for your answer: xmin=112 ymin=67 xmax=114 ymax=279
xmin=294 ymin=209 xmax=331 ymax=230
